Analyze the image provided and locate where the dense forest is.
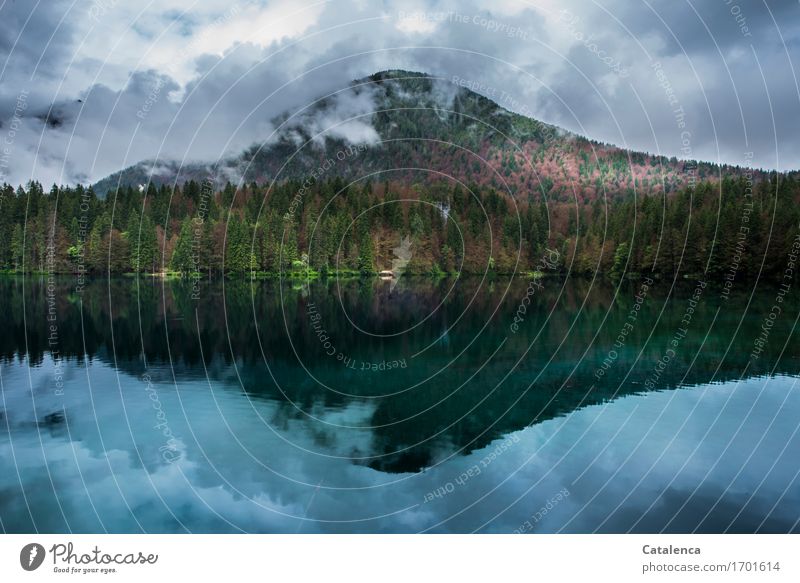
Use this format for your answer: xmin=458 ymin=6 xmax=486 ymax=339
xmin=7 ymin=71 xmax=788 ymax=282
xmin=95 ymin=71 xmax=769 ymax=202
xmin=0 ymin=171 xmax=798 ymax=280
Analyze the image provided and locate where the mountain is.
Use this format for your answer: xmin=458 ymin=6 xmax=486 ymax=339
xmin=93 ymin=70 xmax=763 ymax=200
xmin=8 ymin=70 xmax=796 ymax=281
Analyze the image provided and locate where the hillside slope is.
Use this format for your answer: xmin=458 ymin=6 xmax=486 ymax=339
xmin=94 ymin=70 xmax=762 ymax=200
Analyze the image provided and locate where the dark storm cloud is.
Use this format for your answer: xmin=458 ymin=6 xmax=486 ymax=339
xmin=0 ymin=0 xmax=798 ymax=186
xmin=613 ymin=0 xmax=800 ymax=57
xmin=0 ymin=0 xmax=77 ymax=121
xmin=0 ymin=0 xmax=73 ymax=79
xmin=534 ymin=0 xmax=800 ymax=170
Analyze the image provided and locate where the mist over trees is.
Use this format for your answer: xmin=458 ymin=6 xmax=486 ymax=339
xmin=0 ymin=173 xmax=798 ymax=280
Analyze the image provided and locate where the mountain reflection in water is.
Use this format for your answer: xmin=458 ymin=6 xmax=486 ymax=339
xmin=1 ymin=276 xmax=798 ymax=532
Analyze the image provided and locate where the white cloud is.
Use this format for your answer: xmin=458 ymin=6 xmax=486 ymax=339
xmin=0 ymin=0 xmax=799 ymax=186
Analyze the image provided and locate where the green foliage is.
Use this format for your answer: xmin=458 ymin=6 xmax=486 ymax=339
xmin=611 ymin=242 xmax=629 ymax=279
xmin=128 ymin=211 xmax=159 ymax=273
xmin=171 ymin=218 xmax=196 ymax=274
xmin=357 ymin=230 xmax=375 ymax=274
xmin=1 ymin=174 xmax=799 ymax=281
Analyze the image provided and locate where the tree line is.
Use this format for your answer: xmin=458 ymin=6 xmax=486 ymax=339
xmin=0 ymin=173 xmax=797 ymax=280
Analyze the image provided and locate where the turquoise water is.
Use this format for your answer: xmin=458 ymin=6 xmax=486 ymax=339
xmin=1 ymin=276 xmax=798 ymax=532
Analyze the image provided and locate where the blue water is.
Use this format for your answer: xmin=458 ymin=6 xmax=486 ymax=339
xmin=1 ymin=276 xmax=798 ymax=532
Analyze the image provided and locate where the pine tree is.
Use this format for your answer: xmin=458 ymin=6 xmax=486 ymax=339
xmin=357 ymin=229 xmax=374 ymax=274
xmin=171 ymin=218 xmax=195 ymax=275
xmin=10 ymin=224 xmax=23 ymax=271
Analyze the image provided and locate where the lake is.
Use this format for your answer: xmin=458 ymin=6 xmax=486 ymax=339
xmin=1 ymin=275 xmax=798 ymax=533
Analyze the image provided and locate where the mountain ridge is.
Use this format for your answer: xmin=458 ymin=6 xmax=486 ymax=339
xmin=93 ymin=69 xmax=773 ymax=200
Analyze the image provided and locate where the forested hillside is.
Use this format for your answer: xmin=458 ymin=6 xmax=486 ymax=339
xmin=94 ymin=71 xmax=772 ymax=202
xmin=1 ymin=173 xmax=798 ymax=280
xmin=3 ymin=72 xmax=798 ymax=280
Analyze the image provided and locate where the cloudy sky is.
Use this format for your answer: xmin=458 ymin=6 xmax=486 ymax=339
xmin=0 ymin=0 xmax=799 ymax=186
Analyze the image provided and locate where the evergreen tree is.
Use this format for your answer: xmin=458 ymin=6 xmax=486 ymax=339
xmin=171 ymin=218 xmax=196 ymax=274
xmin=357 ymin=229 xmax=374 ymax=274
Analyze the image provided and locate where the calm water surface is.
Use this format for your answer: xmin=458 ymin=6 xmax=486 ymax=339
xmin=1 ymin=276 xmax=798 ymax=533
